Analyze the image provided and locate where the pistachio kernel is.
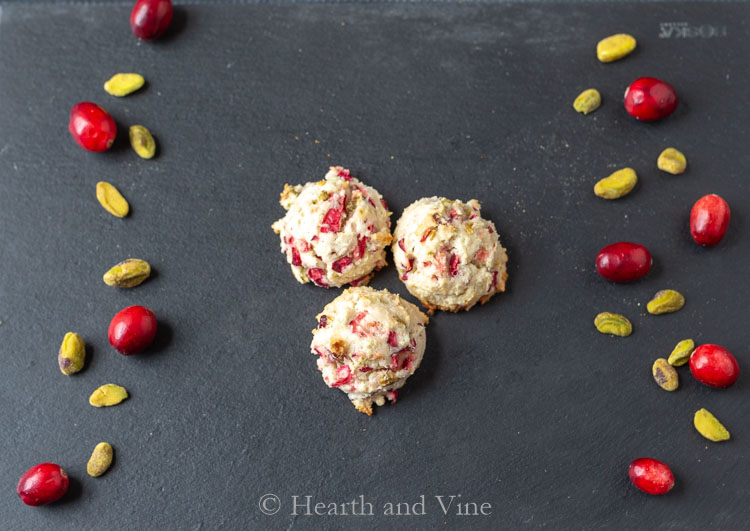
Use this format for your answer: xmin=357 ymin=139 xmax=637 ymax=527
xmin=596 ymin=33 xmax=637 ymax=63
xmin=652 ymin=358 xmax=679 ymax=391
xmin=96 ymin=181 xmax=130 ymax=218
xmin=103 ymin=73 xmax=145 ymax=97
xmin=103 ymin=258 xmax=151 ymax=288
xmin=657 ymin=148 xmax=687 ymax=175
xmin=129 ymin=125 xmax=156 ymax=159
xmin=89 ymin=384 xmax=129 ymax=408
xmin=594 ymin=312 xmax=632 ymax=337
xmin=87 ymin=442 xmax=114 ymax=477
xmin=668 ymin=339 xmax=694 ymax=367
xmin=58 ymin=332 xmax=85 ymax=375
xmin=573 ymin=89 xmax=602 ymax=115
xmin=594 ymin=168 xmax=638 ymax=199
xmin=647 ymin=289 xmax=685 ymax=315
xmin=693 ymin=409 xmax=730 ymax=442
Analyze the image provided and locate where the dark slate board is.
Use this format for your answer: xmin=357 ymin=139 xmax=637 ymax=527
xmin=1 ymin=2 xmax=748 ymax=529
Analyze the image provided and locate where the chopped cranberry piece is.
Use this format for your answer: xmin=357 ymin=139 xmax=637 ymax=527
xmin=401 ymin=273 xmax=409 ymax=281
xmin=332 ymin=366 xmax=353 ymax=387
xmin=349 ymin=311 xmax=368 ymax=336
xmin=449 ymin=254 xmax=460 ymax=277
xmin=311 ymin=235 xmax=318 ymax=241
xmin=420 ymin=229 xmax=434 ymax=242
xmin=332 ymin=256 xmax=353 ymax=273
xmin=338 ymin=169 xmax=352 ymax=181
xmin=449 ymin=209 xmax=460 ymax=220
xmin=390 ymin=353 xmax=400 ymax=371
xmin=307 ymin=268 xmax=327 ymax=286
xmin=488 ymin=227 xmax=494 ymax=234
xmin=318 ymin=315 xmax=327 ymax=329
xmin=402 ymin=354 xmax=412 ymax=370
xmin=403 ymin=258 xmax=414 ymax=273
xmin=291 ymin=247 xmax=301 ymax=267
xmin=476 ymin=248 xmax=489 ymax=262
xmin=488 ymin=271 xmax=499 ymax=292
xmin=313 ymin=346 xmax=326 ymax=358
xmin=469 ymin=214 xmax=477 ymax=220
xmin=386 ymin=390 xmax=398 ymax=403
xmin=299 ymin=240 xmax=311 ymax=252
xmin=349 ymin=275 xmax=368 ymax=287
xmin=320 ymin=207 xmax=343 ymax=233
xmin=410 ymin=338 xmax=416 ymax=349
xmin=360 ymin=366 xmax=373 ymax=373
xmin=368 ymin=197 xmax=376 ymax=207
xmin=387 ymin=331 xmax=398 ymax=347
xmin=357 ymin=236 xmax=368 ymax=260
xmin=398 ymin=238 xmax=406 ymax=252
xmin=381 ymin=199 xmax=388 ymax=210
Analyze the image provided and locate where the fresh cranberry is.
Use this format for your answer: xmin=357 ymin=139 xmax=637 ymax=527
xmin=108 ymin=305 xmax=157 ymax=355
xmin=17 ymin=463 xmax=69 ymax=506
xmin=628 ymin=458 xmax=674 ymax=495
xmin=690 ymin=194 xmax=730 ymax=246
xmin=689 ymin=344 xmax=739 ymax=388
xmin=130 ymin=0 xmax=173 ymax=40
xmin=624 ymin=77 xmax=678 ymax=122
xmin=68 ymin=102 xmax=117 ymax=152
xmin=595 ymin=242 xmax=652 ymax=282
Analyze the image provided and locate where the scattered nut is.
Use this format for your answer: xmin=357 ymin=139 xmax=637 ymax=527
xmin=104 ymin=73 xmax=145 ymax=97
xmin=96 ymin=181 xmax=130 ymax=218
xmin=129 ymin=125 xmax=156 ymax=159
xmin=647 ymin=289 xmax=685 ymax=315
xmin=57 ymin=332 xmax=85 ymax=375
xmin=87 ymin=442 xmax=114 ymax=477
xmin=668 ymin=339 xmax=694 ymax=366
xmin=89 ymin=384 xmax=129 ymax=407
xmin=594 ymin=312 xmax=632 ymax=337
xmin=103 ymin=258 xmax=151 ymax=288
xmin=652 ymin=358 xmax=679 ymax=391
xmin=693 ymin=408 xmax=730 ymax=442
xmin=657 ymin=148 xmax=687 ymax=175
xmin=594 ymin=168 xmax=637 ymax=199
xmin=573 ymin=89 xmax=601 ymax=115
xmin=596 ymin=33 xmax=637 ymax=63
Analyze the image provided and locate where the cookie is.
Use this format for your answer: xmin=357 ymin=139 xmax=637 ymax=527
xmin=311 ymin=286 xmax=428 ymax=415
xmin=392 ymin=197 xmax=508 ymax=313
xmin=272 ymin=167 xmax=392 ymax=287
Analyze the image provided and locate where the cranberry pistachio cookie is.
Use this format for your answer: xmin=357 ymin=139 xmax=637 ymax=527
xmin=393 ymin=197 xmax=508 ymax=313
xmin=311 ymin=286 xmax=428 ymax=415
xmin=271 ymin=167 xmax=392 ymax=287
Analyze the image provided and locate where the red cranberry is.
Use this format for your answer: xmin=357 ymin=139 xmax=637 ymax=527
xmin=624 ymin=77 xmax=679 ymax=122
xmin=108 ymin=305 xmax=157 ymax=355
xmin=130 ymin=0 xmax=173 ymax=40
xmin=690 ymin=194 xmax=730 ymax=246
xmin=17 ymin=463 xmax=69 ymax=506
xmin=689 ymin=344 xmax=739 ymax=388
xmin=628 ymin=458 xmax=674 ymax=495
xmin=595 ymin=242 xmax=652 ymax=282
xmin=68 ymin=102 xmax=117 ymax=152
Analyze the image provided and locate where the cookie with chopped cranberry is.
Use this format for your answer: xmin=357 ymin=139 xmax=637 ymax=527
xmin=392 ymin=197 xmax=508 ymax=313
xmin=311 ymin=286 xmax=428 ymax=415
xmin=272 ymin=167 xmax=392 ymax=288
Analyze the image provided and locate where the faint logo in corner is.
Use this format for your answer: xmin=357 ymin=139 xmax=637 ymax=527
xmin=659 ymin=22 xmax=727 ymax=39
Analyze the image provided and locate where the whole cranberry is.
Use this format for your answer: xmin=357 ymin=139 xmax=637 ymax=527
xmin=596 ymin=242 xmax=652 ymax=282
xmin=17 ymin=463 xmax=69 ymax=506
xmin=109 ymin=305 xmax=157 ymax=355
xmin=690 ymin=194 xmax=730 ymax=246
xmin=628 ymin=458 xmax=674 ymax=495
xmin=624 ymin=77 xmax=679 ymax=122
xmin=689 ymin=344 xmax=739 ymax=388
xmin=68 ymin=102 xmax=117 ymax=152
xmin=130 ymin=0 xmax=173 ymax=40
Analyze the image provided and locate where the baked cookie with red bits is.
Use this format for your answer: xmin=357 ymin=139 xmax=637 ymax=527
xmin=272 ymin=167 xmax=392 ymax=288
xmin=393 ymin=197 xmax=508 ymax=313
xmin=311 ymin=286 xmax=428 ymax=415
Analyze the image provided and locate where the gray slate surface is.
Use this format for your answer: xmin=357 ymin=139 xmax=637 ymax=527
xmin=0 ymin=2 xmax=748 ymax=529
